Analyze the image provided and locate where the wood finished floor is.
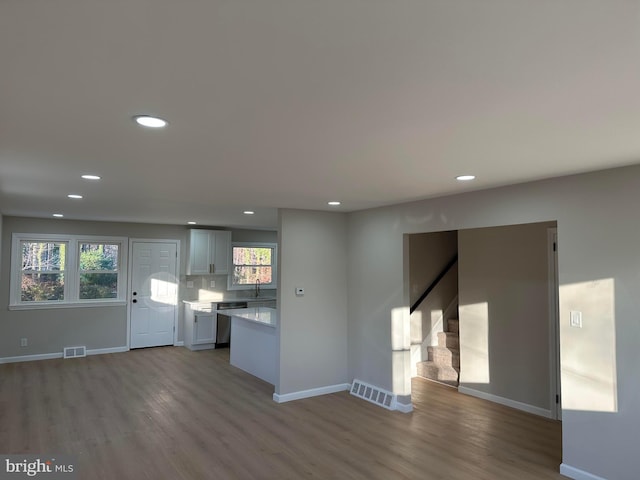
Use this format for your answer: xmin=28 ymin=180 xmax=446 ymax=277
xmin=0 ymin=347 xmax=564 ymax=479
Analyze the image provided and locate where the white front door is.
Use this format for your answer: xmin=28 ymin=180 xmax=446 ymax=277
xmin=130 ymin=241 xmax=178 ymax=349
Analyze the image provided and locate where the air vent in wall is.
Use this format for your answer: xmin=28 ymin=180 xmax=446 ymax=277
xmin=63 ymin=346 xmax=86 ymax=359
xmin=350 ymin=379 xmax=396 ymax=410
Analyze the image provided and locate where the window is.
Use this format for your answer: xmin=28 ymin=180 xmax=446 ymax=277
xmin=78 ymin=243 xmax=119 ymax=300
xmin=228 ymin=242 xmax=277 ymax=289
xmin=10 ymin=234 xmax=128 ymax=309
xmin=20 ymin=241 xmax=67 ymax=302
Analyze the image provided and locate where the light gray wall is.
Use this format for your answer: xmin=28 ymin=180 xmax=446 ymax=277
xmin=232 ymin=229 xmax=277 ymax=243
xmin=408 ymin=231 xmax=457 ymax=306
xmin=458 ymin=222 xmax=554 ymax=411
xmin=277 ymin=209 xmax=348 ymax=395
xmin=345 ymin=164 xmax=640 ymax=479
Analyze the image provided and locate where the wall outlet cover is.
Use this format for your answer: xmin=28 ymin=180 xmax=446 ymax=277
xmin=570 ymin=310 xmax=582 ymax=328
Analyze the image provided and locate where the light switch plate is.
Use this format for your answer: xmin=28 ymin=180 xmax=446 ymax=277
xmin=210 ymin=280 xmax=216 ymax=288
xmin=570 ymin=310 xmax=582 ymax=328
xmin=295 ymin=287 xmax=304 ymax=296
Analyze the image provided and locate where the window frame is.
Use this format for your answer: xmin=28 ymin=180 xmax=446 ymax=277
xmin=10 ymin=233 xmax=128 ymax=309
xmin=227 ymin=242 xmax=278 ymax=291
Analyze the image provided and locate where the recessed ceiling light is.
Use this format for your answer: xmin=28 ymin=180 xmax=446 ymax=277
xmin=81 ymin=174 xmax=101 ymax=180
xmin=187 ymin=221 xmax=197 ymax=225
xmin=53 ymin=213 xmax=64 ymax=218
xmin=133 ymin=115 xmax=168 ymax=128
xmin=67 ymin=194 xmax=83 ymax=199
xmin=456 ymin=175 xmax=476 ymax=181
xmin=243 ymin=211 xmax=255 ymax=215
xmin=328 ymin=201 xmax=341 ymax=206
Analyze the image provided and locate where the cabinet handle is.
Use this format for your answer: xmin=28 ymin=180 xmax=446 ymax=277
xmin=194 ymin=317 xmax=197 ymax=323
xmin=211 ymin=263 xmax=215 ymax=273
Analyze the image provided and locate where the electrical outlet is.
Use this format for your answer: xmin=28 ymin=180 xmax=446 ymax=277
xmin=210 ymin=280 xmax=216 ymax=288
xmin=570 ymin=311 xmax=582 ymax=328
xmin=20 ymin=338 xmax=27 ymax=347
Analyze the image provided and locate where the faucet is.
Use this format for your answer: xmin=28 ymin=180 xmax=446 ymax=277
xmin=255 ymin=278 xmax=261 ymax=298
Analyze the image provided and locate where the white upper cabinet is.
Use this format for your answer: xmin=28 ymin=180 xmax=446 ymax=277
xmin=187 ymin=229 xmax=231 ymax=275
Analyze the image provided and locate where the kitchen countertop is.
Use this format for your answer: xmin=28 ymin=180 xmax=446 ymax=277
xmin=182 ymin=297 xmax=276 ymax=312
xmin=222 ymin=307 xmax=278 ymax=328
xmin=183 ymin=297 xmax=276 ymax=307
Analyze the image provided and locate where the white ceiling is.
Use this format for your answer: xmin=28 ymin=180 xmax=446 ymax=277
xmin=2 ymin=0 xmax=640 ymax=230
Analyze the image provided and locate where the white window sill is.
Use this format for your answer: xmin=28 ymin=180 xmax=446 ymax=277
xmin=9 ymin=301 xmax=127 ymax=311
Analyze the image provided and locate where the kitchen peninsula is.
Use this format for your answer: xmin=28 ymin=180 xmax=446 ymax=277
xmin=224 ymin=307 xmax=278 ymax=385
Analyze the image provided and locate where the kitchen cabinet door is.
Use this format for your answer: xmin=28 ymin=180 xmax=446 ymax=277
xmin=187 ymin=230 xmax=231 ymax=275
xmin=212 ymin=230 xmax=231 ymax=274
xmin=194 ymin=313 xmax=216 ymax=344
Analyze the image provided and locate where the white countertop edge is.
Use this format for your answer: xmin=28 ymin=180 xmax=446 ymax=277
xmin=183 ymin=297 xmax=276 ymax=306
xmin=225 ymin=307 xmax=278 ymax=328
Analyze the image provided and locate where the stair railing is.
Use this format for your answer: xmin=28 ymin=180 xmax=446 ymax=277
xmin=410 ymin=254 xmax=458 ymax=314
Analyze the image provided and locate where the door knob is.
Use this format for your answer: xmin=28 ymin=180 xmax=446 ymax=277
xmin=133 ymin=291 xmax=137 ymax=296
xmin=132 ymin=299 xmax=137 ymax=303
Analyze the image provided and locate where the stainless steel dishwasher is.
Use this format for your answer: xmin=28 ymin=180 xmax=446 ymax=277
xmin=215 ymin=301 xmax=247 ymax=348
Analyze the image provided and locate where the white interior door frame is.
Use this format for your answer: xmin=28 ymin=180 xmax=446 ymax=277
xmin=127 ymin=238 xmax=181 ymax=349
xmin=547 ymin=227 xmax=561 ymax=420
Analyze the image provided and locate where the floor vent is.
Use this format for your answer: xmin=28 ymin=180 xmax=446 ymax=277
xmin=350 ymin=379 xmax=396 ymax=410
xmin=63 ymin=346 xmax=87 ymax=359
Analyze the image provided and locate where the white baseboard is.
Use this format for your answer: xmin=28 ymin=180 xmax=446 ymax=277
xmin=1 ymin=346 xmax=129 ymax=364
xmin=273 ymin=383 xmax=351 ymax=403
xmin=0 ymin=352 xmax=62 ymax=364
xmin=187 ymin=344 xmax=215 ymax=351
xmin=174 ymin=341 xmax=184 ymax=347
xmin=560 ymin=463 xmax=608 ymax=480
xmin=458 ymin=386 xmax=553 ymax=418
xmin=87 ymin=346 xmax=128 ymax=356
xmin=395 ymin=402 xmax=413 ymax=413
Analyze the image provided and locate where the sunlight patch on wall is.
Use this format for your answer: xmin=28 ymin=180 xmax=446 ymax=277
xmin=428 ymin=309 xmax=444 ymax=347
xmin=197 ymin=289 xmax=224 ymax=302
xmin=392 ymin=349 xmax=412 ymax=396
xmin=459 ymin=302 xmax=490 ymax=384
xmin=410 ymin=310 xmax=423 ymax=345
xmin=391 ymin=306 xmax=410 ymax=351
xmin=410 ymin=310 xmax=422 ymax=377
xmin=392 ymin=307 xmax=411 ymax=395
xmin=560 ymin=278 xmax=617 ymax=413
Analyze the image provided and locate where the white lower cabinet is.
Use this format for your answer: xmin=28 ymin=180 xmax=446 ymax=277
xmin=194 ymin=313 xmax=216 ymax=344
xmin=184 ymin=303 xmax=217 ymax=350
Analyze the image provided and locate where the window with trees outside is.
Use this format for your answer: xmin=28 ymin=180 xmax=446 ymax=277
xmin=10 ymin=234 xmax=128 ymax=308
xmin=229 ymin=243 xmax=277 ymax=289
xmin=78 ymin=243 xmax=119 ymax=300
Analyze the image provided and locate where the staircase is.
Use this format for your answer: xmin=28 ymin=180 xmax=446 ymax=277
xmin=416 ymin=318 xmax=460 ymax=387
